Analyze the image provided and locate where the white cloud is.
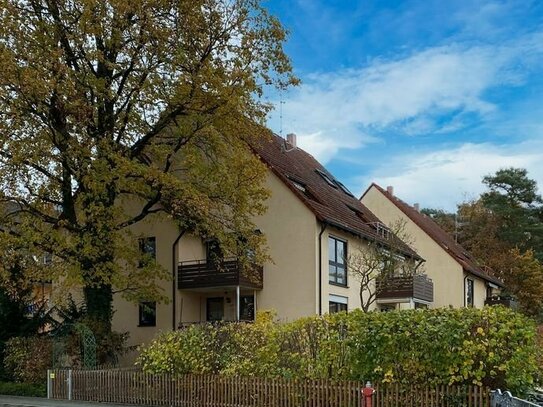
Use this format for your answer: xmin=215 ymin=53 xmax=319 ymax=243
xmin=268 ymin=33 xmax=543 ymax=163
xmin=357 ymin=140 xmax=543 ymax=211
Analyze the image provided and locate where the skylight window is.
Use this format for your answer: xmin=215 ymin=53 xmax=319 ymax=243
xmin=315 ymin=169 xmax=337 ymax=188
xmin=336 ymin=181 xmax=354 ymax=197
xmin=292 ymin=180 xmax=306 ymax=192
xmin=287 ymin=175 xmax=319 ymax=202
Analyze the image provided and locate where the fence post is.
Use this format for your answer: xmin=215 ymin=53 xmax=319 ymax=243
xmin=67 ymin=369 xmax=73 ymax=401
xmin=47 ymin=369 xmax=51 ymax=399
xmin=362 ymin=381 xmax=374 ymax=407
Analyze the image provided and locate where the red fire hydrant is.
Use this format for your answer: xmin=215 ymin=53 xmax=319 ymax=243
xmin=362 ymin=381 xmax=375 ymax=407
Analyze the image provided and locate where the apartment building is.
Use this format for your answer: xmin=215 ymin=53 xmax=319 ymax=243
xmin=360 ymin=183 xmax=504 ymax=309
xmin=112 ymin=134 xmax=426 ymax=356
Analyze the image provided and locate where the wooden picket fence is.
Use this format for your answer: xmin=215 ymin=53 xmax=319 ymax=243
xmin=47 ymin=369 xmax=491 ymax=407
xmin=373 ymin=383 xmax=490 ymax=407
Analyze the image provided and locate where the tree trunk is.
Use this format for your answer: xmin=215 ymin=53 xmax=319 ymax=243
xmin=83 ymin=284 xmax=113 ymax=332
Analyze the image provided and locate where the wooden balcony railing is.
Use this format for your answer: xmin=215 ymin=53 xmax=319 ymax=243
xmin=178 ymin=258 xmax=263 ymax=290
xmin=485 ymin=295 xmax=518 ymax=309
xmin=376 ymin=274 xmax=434 ymax=303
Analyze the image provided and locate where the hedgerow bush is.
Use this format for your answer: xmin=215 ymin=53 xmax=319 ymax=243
xmin=137 ymin=307 xmax=539 ymax=393
xmin=0 ymin=381 xmax=46 ymax=397
xmin=3 ymin=337 xmax=52 ymax=384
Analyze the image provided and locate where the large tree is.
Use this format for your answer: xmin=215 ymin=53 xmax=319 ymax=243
xmin=426 ymin=168 xmax=543 ymax=316
xmin=0 ymin=0 xmax=296 ymax=333
xmin=480 ymin=168 xmax=543 ymax=260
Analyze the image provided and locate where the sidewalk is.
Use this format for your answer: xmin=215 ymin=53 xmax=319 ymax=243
xmin=0 ymin=396 xmax=138 ymax=407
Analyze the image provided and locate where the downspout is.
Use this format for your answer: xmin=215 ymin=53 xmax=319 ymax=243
xmin=463 ymin=274 xmax=468 ymax=307
xmin=414 ymin=258 xmax=425 ymax=272
xmin=172 ymin=229 xmax=186 ymax=330
xmin=318 ymin=222 xmax=328 ymax=315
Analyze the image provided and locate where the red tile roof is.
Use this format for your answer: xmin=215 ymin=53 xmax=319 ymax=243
xmin=251 ymin=134 xmax=420 ymax=259
xmin=363 ymin=183 xmax=503 ymax=286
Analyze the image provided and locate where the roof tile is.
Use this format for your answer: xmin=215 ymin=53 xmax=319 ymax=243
xmin=252 ymin=135 xmax=420 ymax=259
xmin=365 ymin=183 xmax=503 ymax=286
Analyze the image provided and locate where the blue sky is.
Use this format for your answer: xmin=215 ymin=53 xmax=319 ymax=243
xmin=264 ymin=0 xmax=543 ymax=211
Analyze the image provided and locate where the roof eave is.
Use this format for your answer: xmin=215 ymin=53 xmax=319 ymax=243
xmin=322 ymin=219 xmax=423 ymax=261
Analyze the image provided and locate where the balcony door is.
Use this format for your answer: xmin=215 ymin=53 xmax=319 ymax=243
xmin=206 ymin=297 xmax=224 ymax=321
xmin=240 ymin=295 xmax=255 ymax=321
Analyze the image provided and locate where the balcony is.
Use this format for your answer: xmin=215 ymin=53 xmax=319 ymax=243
xmin=485 ymin=295 xmax=518 ymax=310
xmin=376 ymin=274 xmax=434 ymax=303
xmin=178 ymin=258 xmax=263 ymax=290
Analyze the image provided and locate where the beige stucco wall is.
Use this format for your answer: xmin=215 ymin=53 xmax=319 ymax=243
xmin=253 ymin=171 xmax=319 ymax=320
xmin=175 ymin=170 xmax=319 ymax=324
xmin=470 ymin=273 xmax=487 ymax=309
xmin=111 ymin=208 xmax=181 ymax=363
xmin=361 ymin=186 xmax=489 ymax=309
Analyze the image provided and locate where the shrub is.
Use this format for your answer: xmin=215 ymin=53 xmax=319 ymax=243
xmin=138 ymin=307 xmax=539 ymax=393
xmin=0 ymin=381 xmax=46 ymax=397
xmin=3 ymin=337 xmax=52 ymax=384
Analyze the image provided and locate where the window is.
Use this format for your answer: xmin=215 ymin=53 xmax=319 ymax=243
xmin=240 ymin=295 xmax=255 ymax=321
xmin=206 ymin=297 xmax=224 ymax=321
xmin=315 ymin=169 xmax=337 ymax=188
xmin=289 ymin=178 xmax=307 ymax=193
xmin=466 ymin=278 xmax=474 ymax=307
xmin=287 ymin=176 xmax=319 ymax=202
xmin=329 ymin=237 xmax=347 ymax=285
xmin=379 ymin=303 xmax=396 ymax=312
xmin=329 ymin=294 xmax=348 ymax=313
xmin=138 ymin=302 xmax=156 ymax=326
xmin=336 ymin=181 xmax=354 ymax=197
xmin=376 ymin=223 xmax=390 ymax=239
xmin=43 ymin=252 xmax=53 ymax=265
xmin=486 ymin=285 xmax=493 ymax=299
xmin=367 ymin=222 xmax=390 ymax=239
xmin=414 ymin=302 xmax=428 ymax=310
xmin=138 ymin=237 xmax=156 ymax=267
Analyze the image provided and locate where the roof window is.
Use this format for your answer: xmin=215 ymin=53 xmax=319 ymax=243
xmin=336 ymin=181 xmax=354 ymax=197
xmin=290 ymin=178 xmax=306 ymax=193
xmin=287 ymin=176 xmax=319 ymax=202
xmin=315 ymin=169 xmax=337 ymax=188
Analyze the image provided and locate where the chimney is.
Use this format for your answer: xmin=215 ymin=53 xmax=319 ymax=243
xmin=386 ymin=186 xmax=394 ymax=196
xmin=286 ymin=133 xmax=297 ymax=148
xmin=414 ymin=203 xmax=420 ymax=212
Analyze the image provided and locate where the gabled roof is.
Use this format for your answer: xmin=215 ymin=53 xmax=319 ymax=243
xmin=251 ymin=134 xmax=420 ymax=259
xmin=362 ymin=183 xmax=503 ymax=286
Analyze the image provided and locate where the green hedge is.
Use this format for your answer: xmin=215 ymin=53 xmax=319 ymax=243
xmin=137 ymin=307 xmax=539 ymax=393
xmin=3 ymin=337 xmax=53 ymax=385
xmin=0 ymin=381 xmax=46 ymax=397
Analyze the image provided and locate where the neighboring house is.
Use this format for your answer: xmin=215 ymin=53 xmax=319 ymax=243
xmin=112 ymin=134 xmax=424 ymax=359
xmin=360 ymin=183 xmax=504 ymax=310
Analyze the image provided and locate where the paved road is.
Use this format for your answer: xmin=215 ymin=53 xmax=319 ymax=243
xmin=0 ymin=396 xmax=137 ymax=407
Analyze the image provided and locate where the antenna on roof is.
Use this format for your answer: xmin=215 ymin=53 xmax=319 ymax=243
xmin=279 ymin=90 xmax=285 ymax=136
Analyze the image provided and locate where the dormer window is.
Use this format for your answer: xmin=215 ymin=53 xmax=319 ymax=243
xmin=315 ymin=169 xmax=337 ymax=188
xmin=376 ymin=223 xmax=390 ymax=239
xmin=367 ymin=222 xmax=391 ymax=239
